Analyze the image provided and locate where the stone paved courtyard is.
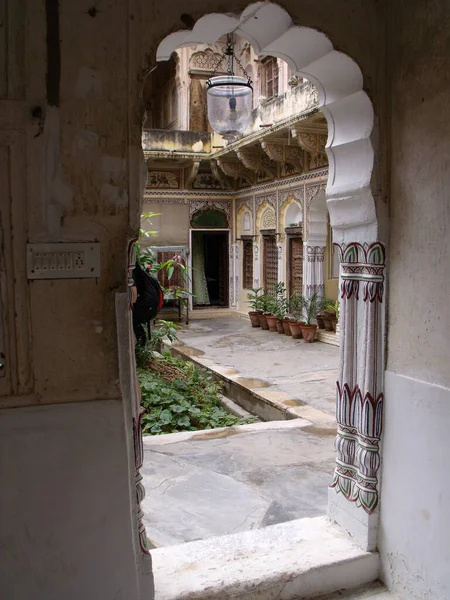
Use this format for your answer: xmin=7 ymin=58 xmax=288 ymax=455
xmin=142 ymin=312 xmax=339 ymax=548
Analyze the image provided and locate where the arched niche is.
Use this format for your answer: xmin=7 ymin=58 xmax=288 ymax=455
xmin=281 ymin=198 xmax=303 ymax=230
xmin=191 ymin=208 xmax=229 ymax=228
xmin=256 ymin=203 xmax=276 ymax=231
xmin=236 ymin=204 xmax=252 ymax=237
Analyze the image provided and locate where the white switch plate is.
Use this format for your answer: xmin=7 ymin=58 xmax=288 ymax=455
xmin=27 ymin=243 xmax=100 ymax=279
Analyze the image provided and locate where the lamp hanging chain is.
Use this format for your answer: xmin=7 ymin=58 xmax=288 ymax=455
xmin=208 ymin=34 xmax=252 ymax=83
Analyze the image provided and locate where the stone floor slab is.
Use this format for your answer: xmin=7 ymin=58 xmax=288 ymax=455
xmin=143 ymin=420 xmax=335 ymax=547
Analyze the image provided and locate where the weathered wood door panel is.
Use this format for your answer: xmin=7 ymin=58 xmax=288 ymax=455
xmin=288 ymin=236 xmax=303 ymax=297
xmin=263 ymin=235 xmax=277 ymax=294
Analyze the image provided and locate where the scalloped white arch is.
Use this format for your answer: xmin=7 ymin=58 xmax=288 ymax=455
xmin=156 ymin=1 xmax=378 ymax=244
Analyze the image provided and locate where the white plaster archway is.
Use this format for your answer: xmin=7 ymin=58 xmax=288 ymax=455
xmin=155 ymin=1 xmax=386 ymax=552
xmin=157 ymin=1 xmax=378 ymax=244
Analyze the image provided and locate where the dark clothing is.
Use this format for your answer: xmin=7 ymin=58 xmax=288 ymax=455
xmin=132 ymin=261 xmax=163 ymax=346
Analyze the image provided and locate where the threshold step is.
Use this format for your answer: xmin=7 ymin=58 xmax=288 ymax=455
xmin=316 ymin=581 xmax=395 ymax=598
xmin=151 ymin=516 xmax=379 ymax=600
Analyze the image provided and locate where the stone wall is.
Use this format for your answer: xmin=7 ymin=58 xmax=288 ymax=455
xmin=380 ymin=1 xmax=450 ymax=598
xmin=0 ymin=0 xmax=389 ymax=597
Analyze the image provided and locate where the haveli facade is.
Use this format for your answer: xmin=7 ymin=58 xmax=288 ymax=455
xmin=142 ymin=40 xmax=339 ymax=318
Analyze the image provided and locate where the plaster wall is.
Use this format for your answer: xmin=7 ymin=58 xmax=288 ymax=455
xmin=143 ymin=202 xmax=190 ymax=247
xmin=1 ymin=0 xmax=388 ymax=596
xmin=0 ymin=0 xmax=151 ymax=596
xmin=380 ymin=1 xmax=450 ymax=597
xmin=0 ymin=400 xmax=140 ymax=600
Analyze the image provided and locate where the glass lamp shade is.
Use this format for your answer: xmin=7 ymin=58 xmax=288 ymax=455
xmin=206 ymin=75 xmax=253 ymax=138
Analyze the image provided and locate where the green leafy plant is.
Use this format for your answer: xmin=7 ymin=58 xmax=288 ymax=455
xmin=324 ymin=299 xmax=340 ymax=320
xmin=301 ymin=292 xmax=327 ymax=325
xmin=138 ymin=355 xmax=257 ymax=435
xmin=247 ymin=287 xmax=264 ymax=312
xmin=136 ymin=212 xmax=159 ymax=267
xmin=288 ymin=291 xmax=303 ymax=322
xmin=272 ymin=282 xmax=289 ymax=320
xmin=260 ymin=292 xmax=275 ymax=315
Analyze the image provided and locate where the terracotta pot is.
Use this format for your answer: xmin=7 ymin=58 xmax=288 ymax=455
xmin=322 ymin=314 xmax=334 ymax=331
xmin=300 ymin=323 xmax=318 ymax=343
xmin=276 ymin=319 xmax=285 ymax=334
xmin=330 ymin=317 xmax=337 ymax=332
xmin=289 ymin=320 xmax=305 ymax=339
xmin=316 ymin=314 xmax=325 ymax=329
xmin=248 ymin=311 xmax=261 ymax=328
xmin=282 ymin=319 xmax=293 ymax=336
xmin=266 ymin=315 xmax=278 ymax=332
xmin=258 ymin=314 xmax=269 ymax=330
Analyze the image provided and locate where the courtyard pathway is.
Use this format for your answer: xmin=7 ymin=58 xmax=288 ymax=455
xmin=142 ymin=312 xmax=339 ymax=548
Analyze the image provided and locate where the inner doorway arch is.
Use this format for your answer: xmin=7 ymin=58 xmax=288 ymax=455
xmin=152 ymin=0 xmax=386 ymax=552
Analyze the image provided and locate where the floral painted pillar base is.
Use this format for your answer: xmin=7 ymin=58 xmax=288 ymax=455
xmin=328 ymin=242 xmax=385 ymax=551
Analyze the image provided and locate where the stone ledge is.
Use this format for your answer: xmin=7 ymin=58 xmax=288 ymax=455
xmin=151 ymin=516 xmax=379 ymax=600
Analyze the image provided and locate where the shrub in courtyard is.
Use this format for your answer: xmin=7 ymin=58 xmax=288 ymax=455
xmin=137 ymin=354 xmax=257 ymax=435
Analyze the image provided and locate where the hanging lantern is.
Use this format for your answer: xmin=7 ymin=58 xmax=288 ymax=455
xmin=206 ymin=35 xmax=253 ymax=142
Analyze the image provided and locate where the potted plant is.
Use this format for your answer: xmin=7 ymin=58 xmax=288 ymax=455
xmin=288 ymin=291 xmax=305 ymax=339
xmin=316 ymin=297 xmax=333 ymax=330
xmin=272 ymin=282 xmax=289 ymax=334
xmin=258 ymin=293 xmax=271 ymax=330
xmin=247 ymin=287 xmax=263 ymax=327
xmin=299 ymin=293 xmax=325 ymax=342
xmin=264 ymin=294 xmax=279 ymax=332
xmin=323 ymin=300 xmax=339 ymax=332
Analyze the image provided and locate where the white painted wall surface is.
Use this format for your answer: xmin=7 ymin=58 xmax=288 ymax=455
xmin=380 ymin=372 xmax=450 ymax=600
xmin=0 ymin=400 xmax=141 ymax=600
xmin=380 ymin=2 xmax=450 ymax=598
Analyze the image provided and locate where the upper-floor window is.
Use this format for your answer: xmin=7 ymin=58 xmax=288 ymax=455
xmin=261 ymin=57 xmax=279 ymax=99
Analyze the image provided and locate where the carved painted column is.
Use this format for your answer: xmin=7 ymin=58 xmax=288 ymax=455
xmin=229 ymin=243 xmax=234 ymax=308
xmin=127 ymin=240 xmax=150 ymax=555
xmin=253 ymin=241 xmax=260 ymax=289
xmin=305 ymin=245 xmax=325 ymax=297
xmin=277 ymin=237 xmax=284 ymax=285
xmin=233 ymin=242 xmax=239 ymax=307
xmin=329 ymin=242 xmax=385 ymax=550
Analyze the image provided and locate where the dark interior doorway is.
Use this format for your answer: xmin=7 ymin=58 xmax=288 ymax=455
xmin=191 ymin=230 xmax=228 ymax=308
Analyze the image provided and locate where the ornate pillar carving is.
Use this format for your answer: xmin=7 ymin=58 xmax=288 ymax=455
xmin=305 ymin=245 xmax=325 ymax=297
xmin=329 ymin=242 xmax=385 ymax=548
xmin=127 ymin=240 xmax=150 ymax=555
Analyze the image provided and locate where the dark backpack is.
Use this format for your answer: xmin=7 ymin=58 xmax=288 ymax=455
xmin=132 ymin=261 xmax=164 ymax=320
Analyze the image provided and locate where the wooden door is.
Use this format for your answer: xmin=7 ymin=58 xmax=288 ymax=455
xmin=288 ymin=236 xmax=303 ymax=297
xmin=263 ymin=235 xmax=277 ymax=294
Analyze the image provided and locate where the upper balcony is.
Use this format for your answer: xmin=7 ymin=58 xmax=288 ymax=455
xmin=142 ymin=129 xmax=212 ymax=158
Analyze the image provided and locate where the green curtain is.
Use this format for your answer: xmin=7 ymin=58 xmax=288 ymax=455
xmin=192 ymin=233 xmax=210 ymax=305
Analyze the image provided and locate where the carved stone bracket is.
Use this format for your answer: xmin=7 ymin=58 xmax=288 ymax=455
xmin=292 ymin=130 xmax=327 ymax=154
xmin=210 ymin=159 xmax=231 ymax=189
xmin=261 ymin=141 xmax=304 ymax=173
xmin=184 ymin=161 xmax=200 ymax=187
xmin=217 ymin=158 xmax=254 ymax=186
xmin=236 ymin=148 xmax=277 ymax=180
xmin=330 ymin=242 xmax=386 ymax=515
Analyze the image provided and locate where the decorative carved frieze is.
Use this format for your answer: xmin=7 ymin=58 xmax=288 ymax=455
xmin=255 ymin=192 xmax=276 ymax=213
xmin=189 ymin=198 xmax=231 ymax=221
xmin=148 ymin=170 xmax=181 ymax=189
